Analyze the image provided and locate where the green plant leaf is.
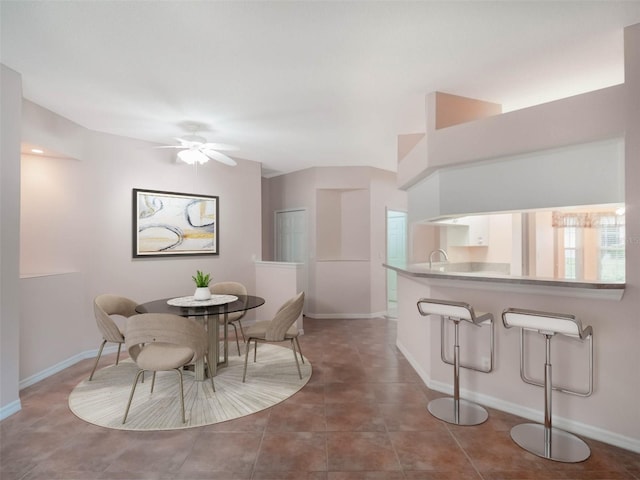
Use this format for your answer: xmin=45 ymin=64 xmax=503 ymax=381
xmin=192 ymin=270 xmax=211 ymax=287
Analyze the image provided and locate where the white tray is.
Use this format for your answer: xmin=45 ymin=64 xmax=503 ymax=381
xmin=167 ymin=294 xmax=238 ymax=307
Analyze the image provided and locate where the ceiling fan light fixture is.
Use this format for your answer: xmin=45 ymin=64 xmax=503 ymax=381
xmin=177 ymin=149 xmax=209 ymax=165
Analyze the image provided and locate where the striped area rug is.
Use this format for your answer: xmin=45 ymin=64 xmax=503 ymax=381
xmin=69 ymin=343 xmax=311 ymax=431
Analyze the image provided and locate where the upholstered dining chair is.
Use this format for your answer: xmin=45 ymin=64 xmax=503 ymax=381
xmin=210 ymin=281 xmax=248 ymax=356
xmin=90 ymin=294 xmax=138 ymax=381
xmin=242 ymin=291 xmax=305 ymax=382
xmin=122 ymin=313 xmax=215 ymax=424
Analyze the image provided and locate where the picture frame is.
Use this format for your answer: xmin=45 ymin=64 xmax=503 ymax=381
xmin=132 ymin=188 xmax=219 ymax=258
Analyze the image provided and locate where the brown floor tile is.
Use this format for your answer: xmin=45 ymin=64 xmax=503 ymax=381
xmin=266 ymin=402 xmax=326 ymax=432
xmin=104 ymin=430 xmax=199 ymax=473
xmin=286 ymin=381 xmax=326 ymax=404
xmin=179 ymin=432 xmax=261 ymax=473
xmin=452 ymin=428 xmax=557 ymax=473
xmin=379 ymin=403 xmax=448 ymax=432
xmin=325 ymin=403 xmax=386 ymax=432
xmin=322 ymin=363 xmax=369 ymax=383
xmin=328 ymin=472 xmax=405 ymax=479
xmin=326 ymin=431 xmax=401 ymax=471
xmin=161 ymin=472 xmax=251 ymax=480
xmin=200 ymin=408 xmax=270 ymax=432
xmin=324 ymin=383 xmax=378 ymax=404
xmin=403 ymin=472 xmax=482 ymax=479
xmin=388 ymin=430 xmax=477 ymax=472
xmin=2 ymin=317 xmax=639 ymax=480
xmin=254 ymin=432 xmax=327 ymax=472
xmin=369 ymin=382 xmax=429 ymax=404
xmin=28 ymin=430 xmax=129 ymax=473
xmin=252 ymin=472 xmax=328 ymax=479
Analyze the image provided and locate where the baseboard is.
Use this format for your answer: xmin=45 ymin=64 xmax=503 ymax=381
xmin=0 ymin=399 xmax=22 ymax=421
xmin=396 ymin=339 xmax=640 ymax=454
xmin=305 ymin=311 xmax=387 ymax=319
xmin=19 ymin=344 xmax=120 ymax=390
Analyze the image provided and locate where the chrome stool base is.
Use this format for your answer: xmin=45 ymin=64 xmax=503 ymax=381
xmin=511 ymin=423 xmax=590 ymax=463
xmin=428 ymin=397 xmax=488 ymax=426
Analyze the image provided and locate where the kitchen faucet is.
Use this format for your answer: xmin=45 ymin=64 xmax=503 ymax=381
xmin=429 ymin=248 xmax=449 ymax=269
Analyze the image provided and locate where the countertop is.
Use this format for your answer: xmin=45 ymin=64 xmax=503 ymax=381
xmin=383 ymin=263 xmax=625 ymax=298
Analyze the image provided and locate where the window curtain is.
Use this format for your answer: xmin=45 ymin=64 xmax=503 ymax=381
xmin=552 ymin=211 xmax=625 ymax=228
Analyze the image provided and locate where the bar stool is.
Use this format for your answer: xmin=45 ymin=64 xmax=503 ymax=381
xmin=502 ymin=308 xmax=594 ymax=463
xmin=417 ymin=298 xmax=494 ymax=425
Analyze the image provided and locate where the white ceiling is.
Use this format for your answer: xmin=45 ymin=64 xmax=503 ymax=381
xmin=2 ymin=1 xmax=639 ymax=177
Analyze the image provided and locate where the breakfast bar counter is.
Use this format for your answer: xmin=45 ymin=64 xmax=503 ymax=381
xmin=383 ymin=263 xmax=626 ymax=300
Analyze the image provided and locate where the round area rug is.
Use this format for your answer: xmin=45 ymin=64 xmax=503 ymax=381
xmin=69 ymin=343 xmax=311 ymax=431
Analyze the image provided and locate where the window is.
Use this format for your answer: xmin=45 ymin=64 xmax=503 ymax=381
xmin=598 ymin=215 xmax=625 ymax=282
xmin=564 ymin=225 xmax=577 ymax=280
xmin=551 ymin=207 xmax=625 ymax=282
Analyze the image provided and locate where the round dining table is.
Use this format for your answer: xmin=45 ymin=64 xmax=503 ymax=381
xmin=135 ymin=294 xmax=265 ymax=379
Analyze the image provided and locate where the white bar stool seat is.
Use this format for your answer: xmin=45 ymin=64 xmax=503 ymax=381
xmin=417 ymin=298 xmax=494 ymax=426
xmin=502 ymin=307 xmax=594 ymax=463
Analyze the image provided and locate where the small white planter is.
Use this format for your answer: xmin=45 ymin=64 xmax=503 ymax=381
xmin=193 ymin=287 xmax=211 ymax=301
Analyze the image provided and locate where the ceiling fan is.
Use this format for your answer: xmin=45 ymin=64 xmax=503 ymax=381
xmin=158 ymin=135 xmax=238 ymax=166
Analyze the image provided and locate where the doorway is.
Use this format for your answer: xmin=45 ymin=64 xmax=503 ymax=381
xmin=274 ymin=209 xmax=307 ymax=263
xmin=274 ymin=209 xmax=308 ymax=312
xmin=386 ymin=209 xmax=407 ymax=318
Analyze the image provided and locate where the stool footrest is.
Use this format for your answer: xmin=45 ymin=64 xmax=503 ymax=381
xmin=427 ymin=397 xmax=488 ymax=426
xmin=519 ymin=329 xmax=593 ymax=397
xmin=440 ymin=316 xmax=494 ymax=373
xmin=511 ymin=423 xmax=590 ymax=463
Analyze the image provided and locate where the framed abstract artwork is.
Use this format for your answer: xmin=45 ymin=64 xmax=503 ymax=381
xmin=132 ymin=188 xmax=219 ymax=257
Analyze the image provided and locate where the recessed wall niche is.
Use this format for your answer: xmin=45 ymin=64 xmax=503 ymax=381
xmin=20 ymin=153 xmax=85 ymax=276
xmin=316 ymin=188 xmax=370 ymax=261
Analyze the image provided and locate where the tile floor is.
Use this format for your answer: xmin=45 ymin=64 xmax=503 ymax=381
xmin=1 ymin=317 xmax=639 ymax=480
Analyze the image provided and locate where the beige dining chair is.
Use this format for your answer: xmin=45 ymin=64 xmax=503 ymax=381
xmin=90 ymin=294 xmax=138 ymax=381
xmin=122 ymin=313 xmax=215 ymax=424
xmin=210 ymin=281 xmax=248 ymax=356
xmin=242 ymin=291 xmax=305 ymax=382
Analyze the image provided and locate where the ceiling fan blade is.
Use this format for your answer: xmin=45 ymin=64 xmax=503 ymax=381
xmin=154 ymin=145 xmax=184 ymax=149
xmin=175 ymin=137 xmax=201 ymax=148
xmin=202 ymin=149 xmax=237 ymax=166
xmin=201 ymin=142 xmax=238 ymax=151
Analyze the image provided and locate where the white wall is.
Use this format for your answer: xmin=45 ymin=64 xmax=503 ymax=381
xmin=20 ymin=154 xmax=86 ymax=275
xmin=0 ymin=64 xmax=23 ymax=418
xmin=255 ymin=261 xmax=304 ymax=331
xmin=263 ymin=166 xmax=407 ymax=318
xmin=14 ymin=101 xmax=262 ymax=386
xmin=409 ymin=138 xmax=624 ymax=220
xmin=395 ymin=23 xmax=640 ymax=452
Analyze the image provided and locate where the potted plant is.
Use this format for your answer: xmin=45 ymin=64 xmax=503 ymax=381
xmin=192 ymin=270 xmax=212 ymax=301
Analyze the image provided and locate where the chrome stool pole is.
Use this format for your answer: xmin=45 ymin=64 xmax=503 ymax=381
xmin=417 ymin=298 xmax=494 ymax=426
xmin=502 ymin=308 xmax=593 ymax=463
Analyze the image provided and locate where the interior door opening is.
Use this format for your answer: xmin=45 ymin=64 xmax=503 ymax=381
xmin=386 ymin=209 xmax=407 ymax=318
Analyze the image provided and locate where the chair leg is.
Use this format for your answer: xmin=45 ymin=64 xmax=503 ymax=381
xmin=151 ymin=371 xmax=157 ymax=393
xmin=253 ymin=339 xmax=258 ymax=362
xmin=231 ymin=322 xmax=241 ymax=356
xmin=123 ymin=369 xmax=145 ymax=424
xmin=175 ymin=368 xmax=186 ymax=423
xmin=89 ymin=340 xmax=107 ymax=381
xmin=115 ymin=342 xmax=122 ymax=365
xmin=290 ymin=339 xmax=302 ymax=379
xmin=294 ymin=336 xmax=305 ymax=364
xmin=242 ymin=339 xmax=252 ymax=383
xmin=237 ymin=320 xmax=246 ymax=342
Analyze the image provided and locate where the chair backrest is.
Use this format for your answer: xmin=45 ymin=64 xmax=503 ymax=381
xmin=417 ymin=298 xmax=477 ymax=322
xmin=125 ymin=313 xmax=207 ymax=363
xmin=265 ymin=291 xmax=305 ymax=342
xmin=502 ymin=307 xmax=590 ymax=338
xmin=94 ymin=294 xmax=138 ymax=343
xmin=210 ymin=281 xmax=248 ymax=322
